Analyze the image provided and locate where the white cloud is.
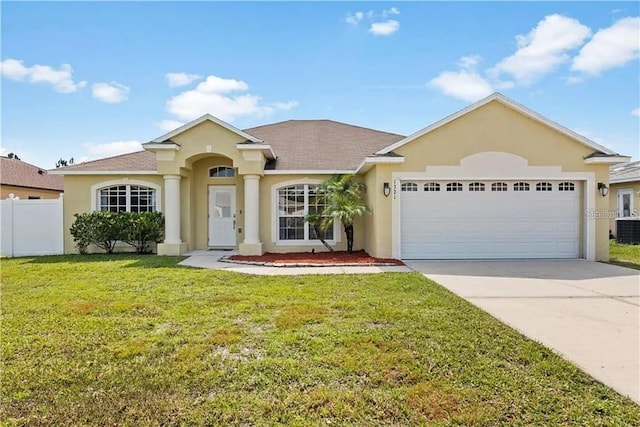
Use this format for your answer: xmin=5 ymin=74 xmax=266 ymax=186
xmin=166 ymin=72 xmax=202 ymax=87
xmin=571 ymin=17 xmax=640 ymax=75
xmin=429 ymin=70 xmax=493 ymax=102
xmin=164 ymin=74 xmax=298 ymax=123
xmin=0 ymin=58 xmax=87 ymax=93
xmin=156 ymin=119 xmax=185 ymax=132
xmin=491 ymin=14 xmax=591 ymax=84
xmin=383 ymin=7 xmax=400 ymax=17
xmin=346 ymin=11 xmax=364 ymax=25
xmin=369 ymin=20 xmax=400 ymax=36
xmin=81 ymin=140 xmax=142 ymax=158
xmin=632 ymin=108 xmax=640 ymax=117
xmin=458 ymin=55 xmax=482 ymax=70
xmin=92 ymin=82 xmax=130 ymax=103
xmin=271 ymin=101 xmax=299 ymax=110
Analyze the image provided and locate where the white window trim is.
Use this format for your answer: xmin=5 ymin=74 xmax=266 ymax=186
xmin=617 ymin=188 xmax=635 ymax=218
xmin=91 ymin=179 xmax=162 ymax=213
xmin=271 ymin=178 xmax=340 ymax=245
xmin=390 ymin=152 xmax=597 ymax=261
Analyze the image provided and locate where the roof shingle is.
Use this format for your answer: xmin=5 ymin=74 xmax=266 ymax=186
xmin=54 ymin=150 xmax=156 ymax=173
xmin=610 ymin=161 xmax=640 ymax=184
xmin=245 ymin=120 xmax=405 ymax=170
xmin=1 ymin=157 xmax=64 ymax=191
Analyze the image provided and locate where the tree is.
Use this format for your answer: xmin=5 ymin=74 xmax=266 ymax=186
xmin=304 ymin=211 xmax=334 ymax=252
xmin=56 ymin=157 xmax=75 ymax=168
xmin=7 ymin=152 xmax=20 ymax=160
xmin=320 ymin=174 xmax=370 ymax=253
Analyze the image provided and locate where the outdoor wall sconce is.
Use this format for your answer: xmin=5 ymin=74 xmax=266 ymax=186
xmin=597 ymin=182 xmax=609 ymax=197
xmin=383 ymin=182 xmax=391 ymax=197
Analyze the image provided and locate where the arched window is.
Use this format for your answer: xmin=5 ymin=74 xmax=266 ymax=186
xmin=446 ymin=182 xmax=463 ymax=192
xmin=277 ymin=184 xmax=334 ymax=242
xmin=536 ymin=182 xmax=553 ymax=192
xmin=401 ymin=182 xmax=418 ymax=192
xmin=558 ymin=182 xmax=575 ymax=191
xmin=424 ymin=182 xmax=440 ymax=192
xmin=99 ymin=185 xmax=157 ymax=212
xmin=491 ymin=182 xmax=508 ymax=192
xmin=513 ymin=182 xmax=530 ymax=192
xmin=209 ymin=166 xmax=235 ymax=178
xmin=469 ymin=182 xmax=485 ymax=192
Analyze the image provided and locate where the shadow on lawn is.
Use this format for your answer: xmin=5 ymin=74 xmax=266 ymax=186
xmin=609 ymin=259 xmax=640 ymax=271
xmin=25 ymin=253 xmax=187 ymax=269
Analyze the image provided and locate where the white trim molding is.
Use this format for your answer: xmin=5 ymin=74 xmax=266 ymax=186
xmin=584 ymin=156 xmax=631 ymax=165
xmin=355 ymin=156 xmax=405 ymax=174
xmin=236 ymin=143 xmax=276 ymax=160
xmin=263 ymin=169 xmax=354 ymax=175
xmin=50 ymin=170 xmax=158 ymax=175
xmin=390 ymin=152 xmax=597 ymax=261
xmin=376 ymin=92 xmax=619 ymax=157
xmin=90 ymin=179 xmax=162 ymax=212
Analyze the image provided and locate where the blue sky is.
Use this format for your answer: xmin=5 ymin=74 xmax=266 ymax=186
xmin=1 ymin=2 xmax=639 ymax=168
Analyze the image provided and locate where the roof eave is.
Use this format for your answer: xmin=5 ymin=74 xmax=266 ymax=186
xmin=48 ymin=170 xmax=158 ymax=175
xmin=584 ymin=155 xmax=631 ymax=165
xmin=355 ymin=155 xmax=405 ymax=174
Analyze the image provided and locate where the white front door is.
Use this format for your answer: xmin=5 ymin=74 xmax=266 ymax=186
xmin=208 ymin=186 xmax=236 ymax=247
xmin=617 ymin=189 xmax=634 ymax=218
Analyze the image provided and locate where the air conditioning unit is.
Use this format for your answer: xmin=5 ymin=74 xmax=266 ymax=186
xmin=616 ymin=218 xmax=640 ymax=245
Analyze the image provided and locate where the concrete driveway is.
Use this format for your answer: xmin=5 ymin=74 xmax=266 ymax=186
xmin=406 ymin=260 xmax=640 ymax=404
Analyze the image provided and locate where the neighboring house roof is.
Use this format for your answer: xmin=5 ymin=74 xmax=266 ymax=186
xmin=50 ymin=150 xmax=156 ymax=174
xmin=0 ymin=156 xmax=64 ymax=191
xmin=376 ymin=92 xmax=622 ymax=158
xmin=610 ymin=160 xmax=640 ymax=184
xmin=246 ymin=119 xmax=405 ymax=170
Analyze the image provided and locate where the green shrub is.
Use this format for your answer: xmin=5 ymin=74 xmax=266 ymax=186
xmin=70 ymin=211 xmax=164 ymax=254
xmin=121 ymin=211 xmax=164 ymax=254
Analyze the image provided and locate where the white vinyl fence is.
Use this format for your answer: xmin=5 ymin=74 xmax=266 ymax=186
xmin=1 ymin=194 xmax=64 ymax=257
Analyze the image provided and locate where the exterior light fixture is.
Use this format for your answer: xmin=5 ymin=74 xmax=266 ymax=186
xmin=597 ymin=182 xmax=609 ymax=197
xmin=383 ymin=182 xmax=391 ymax=197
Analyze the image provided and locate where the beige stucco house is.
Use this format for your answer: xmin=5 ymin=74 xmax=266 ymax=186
xmin=52 ymin=93 xmax=630 ymax=261
xmin=609 ymin=161 xmax=640 ymax=237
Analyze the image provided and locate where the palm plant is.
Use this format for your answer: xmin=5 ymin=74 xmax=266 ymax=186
xmin=320 ymin=174 xmax=370 ymax=253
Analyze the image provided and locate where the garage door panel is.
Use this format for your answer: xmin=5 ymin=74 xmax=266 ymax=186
xmin=400 ymin=180 xmax=580 ymax=259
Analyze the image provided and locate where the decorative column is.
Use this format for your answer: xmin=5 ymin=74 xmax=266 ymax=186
xmin=157 ymin=174 xmax=187 ymax=255
xmin=239 ymin=174 xmax=263 ymax=255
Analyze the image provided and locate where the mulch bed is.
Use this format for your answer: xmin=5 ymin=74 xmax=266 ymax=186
xmin=227 ymin=250 xmax=404 ymax=266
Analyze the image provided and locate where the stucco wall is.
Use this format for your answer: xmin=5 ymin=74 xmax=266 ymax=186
xmin=1 ymin=185 xmax=62 ymax=200
xmin=365 ymin=100 xmax=612 ymax=260
xmin=62 ymin=174 xmax=164 ymax=253
xmin=609 ymin=182 xmax=640 ymax=237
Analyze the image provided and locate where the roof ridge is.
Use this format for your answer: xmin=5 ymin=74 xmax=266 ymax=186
xmin=244 ymin=118 xmax=405 ymax=138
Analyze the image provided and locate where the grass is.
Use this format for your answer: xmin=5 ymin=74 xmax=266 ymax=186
xmin=2 ymin=255 xmax=639 ymax=426
xmin=609 ymin=240 xmax=640 ymax=270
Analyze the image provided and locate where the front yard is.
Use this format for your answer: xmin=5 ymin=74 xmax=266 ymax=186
xmin=610 ymin=240 xmax=640 ymax=270
xmin=2 ymin=255 xmax=639 ymax=425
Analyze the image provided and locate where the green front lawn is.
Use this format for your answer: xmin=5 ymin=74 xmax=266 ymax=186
xmin=2 ymin=255 xmax=639 ymax=425
xmin=610 ymin=240 xmax=640 ymax=270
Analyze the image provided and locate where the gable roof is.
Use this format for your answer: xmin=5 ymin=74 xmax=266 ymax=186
xmin=1 ymin=156 xmax=64 ymax=191
xmin=245 ymin=119 xmax=404 ymax=170
xmin=49 ymin=150 xmax=156 ymax=174
xmin=147 ymin=114 xmax=263 ymax=144
xmin=610 ymin=160 xmax=640 ymax=184
xmin=376 ymin=92 xmax=619 ymax=157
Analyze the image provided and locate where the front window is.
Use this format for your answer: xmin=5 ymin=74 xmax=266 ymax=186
xmin=99 ymin=185 xmax=157 ymax=212
xmin=277 ymin=184 xmax=334 ymax=242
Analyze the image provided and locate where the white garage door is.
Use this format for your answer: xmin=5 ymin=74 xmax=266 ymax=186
xmin=400 ymin=180 xmax=580 ymax=259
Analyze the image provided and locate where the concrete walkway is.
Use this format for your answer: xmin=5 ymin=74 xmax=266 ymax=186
xmin=406 ymin=260 xmax=640 ymax=404
xmin=179 ymin=250 xmax=411 ymax=275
